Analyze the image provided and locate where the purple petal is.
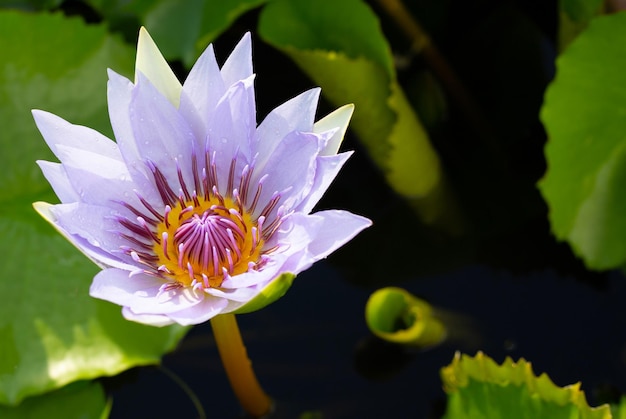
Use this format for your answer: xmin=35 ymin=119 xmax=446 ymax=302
xmin=34 ymin=202 xmax=135 ymax=270
xmin=32 ymin=110 xmax=121 ymax=159
xmin=122 ymin=307 xmax=176 ymax=327
xmin=52 ymin=144 xmax=136 ymax=207
xmin=107 ymin=70 xmax=162 ymax=207
xmin=130 ymin=73 xmax=196 ymax=190
xmin=90 ymin=269 xmax=162 ymax=306
xmin=36 ymin=161 xmax=79 ymax=203
xmin=50 ymin=203 xmax=136 ymax=265
xmin=180 ymin=43 xmax=225 ymax=142
xmin=90 ymin=269 xmax=205 ymax=315
xmin=254 ymin=88 xmax=320 ymax=168
xmin=266 ymin=212 xmax=324 ymax=254
xmin=205 ymin=76 xmax=257 ymax=195
xmin=204 ymin=286 xmax=259 ymax=302
xmin=305 ymin=209 xmax=371 ymax=262
xmin=220 ymin=252 xmax=288 ymax=289
xmin=295 ymin=152 xmax=353 ymax=214
xmin=249 ymin=130 xmax=319 ymax=219
xmin=220 ymin=32 xmax=252 ymax=87
xmin=165 ymin=296 xmax=228 ymax=325
xmin=271 ymin=210 xmax=370 ymax=274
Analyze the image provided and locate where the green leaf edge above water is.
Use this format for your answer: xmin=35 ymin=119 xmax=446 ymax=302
xmin=0 ymin=11 xmax=188 ymax=405
xmin=258 ymin=0 xmax=443 ymax=204
xmin=540 ymin=12 xmax=626 ymax=270
xmin=441 ymin=351 xmax=612 ymax=419
xmin=0 ymin=380 xmax=109 ymax=419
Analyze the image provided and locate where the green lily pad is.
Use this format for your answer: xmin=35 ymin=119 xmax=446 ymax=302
xmin=88 ymin=0 xmax=267 ymax=66
xmin=540 ymin=12 xmax=626 ymax=270
xmin=0 ymin=381 xmax=109 ymax=419
xmin=259 ymin=0 xmax=449 ymax=224
xmin=441 ymin=351 xmax=612 ymax=419
xmin=365 ymin=287 xmax=446 ymax=347
xmin=0 ymin=11 xmax=187 ymax=405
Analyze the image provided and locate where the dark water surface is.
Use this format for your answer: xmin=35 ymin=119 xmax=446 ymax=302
xmin=105 ymin=262 xmax=626 ymax=418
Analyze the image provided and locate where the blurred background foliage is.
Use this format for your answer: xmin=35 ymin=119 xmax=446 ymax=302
xmin=2 ymin=0 xmax=626 ymax=416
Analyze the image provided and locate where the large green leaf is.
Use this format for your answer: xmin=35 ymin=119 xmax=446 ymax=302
xmin=441 ymin=352 xmax=612 ymax=419
xmin=0 ymin=11 xmax=187 ymax=405
xmin=88 ymin=0 xmax=267 ymax=66
xmin=540 ymin=12 xmax=626 ymax=270
xmin=258 ymin=0 xmax=450 ymax=225
xmin=0 ymin=381 xmax=109 ymax=419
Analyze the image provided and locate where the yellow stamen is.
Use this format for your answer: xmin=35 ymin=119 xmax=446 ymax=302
xmin=153 ymin=195 xmax=263 ymax=288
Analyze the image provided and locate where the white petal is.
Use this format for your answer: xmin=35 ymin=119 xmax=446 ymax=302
xmin=249 ymin=130 xmax=319 ymax=219
xmin=32 ymin=110 xmax=121 ymax=159
xmin=180 ymin=43 xmax=226 ymax=142
xmin=220 ymin=253 xmax=288 ymax=289
xmin=313 ymin=104 xmax=354 ymax=156
xmin=130 ymin=73 xmax=196 ymax=193
xmin=205 ymin=76 xmax=256 ymax=195
xmin=165 ymin=297 xmax=228 ymax=326
xmin=36 ymin=161 xmax=79 ymax=203
xmin=305 ymin=210 xmax=371 ymax=261
xmin=135 ymin=27 xmax=182 ymax=107
xmin=254 ymin=88 xmax=320 ymax=169
xmin=33 ymin=202 xmax=135 ymax=271
xmin=204 ymin=286 xmax=258 ymax=302
xmin=122 ymin=307 xmax=176 ymax=327
xmin=271 ymin=210 xmax=370 ymax=274
xmin=90 ymin=269 xmax=204 ymax=315
xmin=295 ymin=152 xmax=353 ymax=214
xmin=53 ymin=144 xmax=135 ymax=207
xmin=220 ymin=32 xmax=253 ymax=87
xmin=107 ymin=70 xmax=162 ymax=208
xmin=51 ymin=202 xmax=124 ymax=249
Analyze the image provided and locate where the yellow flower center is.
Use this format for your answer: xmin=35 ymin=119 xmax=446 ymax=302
xmin=153 ymin=195 xmax=264 ymax=288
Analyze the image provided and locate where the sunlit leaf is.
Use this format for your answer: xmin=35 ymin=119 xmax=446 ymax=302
xmin=441 ymin=351 xmax=612 ymax=419
xmin=0 ymin=11 xmax=188 ymax=405
xmin=611 ymin=397 xmax=626 ymax=419
xmin=94 ymin=0 xmax=267 ymax=66
xmin=259 ymin=0 xmax=448 ymax=224
xmin=0 ymin=381 xmax=109 ymax=419
xmin=540 ymin=12 xmax=626 ymax=270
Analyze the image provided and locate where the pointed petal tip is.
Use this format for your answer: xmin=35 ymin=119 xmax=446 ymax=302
xmin=32 ymin=201 xmax=54 ymax=220
xmin=135 ymin=25 xmax=182 ymax=107
xmin=31 ymin=108 xmax=54 ymax=125
xmin=314 ymin=104 xmax=355 ymax=156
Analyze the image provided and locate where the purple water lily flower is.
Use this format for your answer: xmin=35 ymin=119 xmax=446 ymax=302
xmin=32 ymin=29 xmax=371 ymax=327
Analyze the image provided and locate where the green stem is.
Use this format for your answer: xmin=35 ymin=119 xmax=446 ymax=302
xmin=210 ymin=313 xmax=272 ymax=418
xmin=158 ymin=365 xmax=206 ymax=419
xmin=376 ymin=0 xmax=502 ymax=160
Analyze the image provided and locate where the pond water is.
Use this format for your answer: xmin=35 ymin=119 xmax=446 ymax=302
xmin=101 ymin=3 xmax=626 ymax=417
xmin=105 ymin=259 xmax=626 ymax=418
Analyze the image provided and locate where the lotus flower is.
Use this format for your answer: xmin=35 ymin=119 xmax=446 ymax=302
xmin=32 ymin=29 xmax=371 ymax=326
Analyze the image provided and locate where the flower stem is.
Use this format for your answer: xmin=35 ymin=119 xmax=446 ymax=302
xmin=210 ymin=313 xmax=272 ymax=418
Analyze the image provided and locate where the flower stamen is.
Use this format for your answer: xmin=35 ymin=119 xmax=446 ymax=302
xmin=115 ymin=151 xmax=279 ymax=289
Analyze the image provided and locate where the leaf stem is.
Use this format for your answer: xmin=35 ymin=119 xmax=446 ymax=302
xmin=210 ymin=313 xmax=272 ymax=418
xmin=375 ymin=0 xmax=501 ymax=154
